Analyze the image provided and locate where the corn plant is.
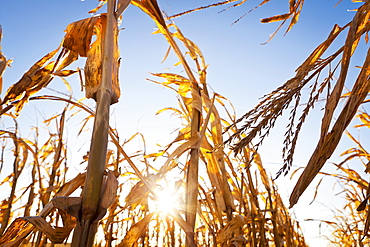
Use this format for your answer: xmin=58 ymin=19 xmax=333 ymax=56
xmin=0 ymin=0 xmax=310 ymax=246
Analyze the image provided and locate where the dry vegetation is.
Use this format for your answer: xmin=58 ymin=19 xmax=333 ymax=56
xmin=0 ymin=0 xmax=368 ymax=246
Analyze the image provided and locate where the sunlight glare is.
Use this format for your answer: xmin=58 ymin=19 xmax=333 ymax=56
xmin=153 ymin=185 xmax=181 ymax=214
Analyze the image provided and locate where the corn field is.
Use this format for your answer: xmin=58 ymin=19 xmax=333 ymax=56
xmin=0 ymin=0 xmax=369 ymax=246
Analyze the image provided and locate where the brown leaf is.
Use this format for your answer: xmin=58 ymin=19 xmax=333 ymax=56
xmin=1 ymin=48 xmax=58 ymax=106
xmin=0 ymin=218 xmax=29 ymax=245
xmin=52 ymin=196 xmax=82 ymax=219
xmin=118 ymin=212 xmax=155 ymax=247
xmin=0 ymin=216 xmax=73 ymax=245
xmin=63 ymin=15 xmax=104 ymax=57
xmin=55 ymin=172 xmax=86 ymax=197
xmin=24 ymin=216 xmax=73 ymax=244
xmin=83 ymin=14 xmax=121 ymax=103
xmin=100 ymin=170 xmax=119 ymax=209
xmin=116 ymin=0 xmax=132 ymax=17
xmin=53 ymin=69 xmax=77 ymax=77
xmin=217 ymin=215 xmax=245 ymax=244
xmin=124 ymin=174 xmax=157 ymax=209
xmin=260 ymin=13 xmax=291 ymax=23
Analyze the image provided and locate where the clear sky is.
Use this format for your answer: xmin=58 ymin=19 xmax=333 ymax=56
xmin=0 ymin=1 xmax=368 ymax=246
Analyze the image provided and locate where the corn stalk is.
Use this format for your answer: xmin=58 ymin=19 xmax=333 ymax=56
xmin=71 ymin=0 xmax=118 ymax=246
xmin=132 ymin=1 xmax=202 ymax=245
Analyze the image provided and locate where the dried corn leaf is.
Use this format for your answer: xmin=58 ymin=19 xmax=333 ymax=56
xmin=132 ymin=0 xmax=166 ymax=28
xmin=55 ymin=49 xmax=79 ymax=72
xmin=116 ymin=0 xmax=132 ymax=17
xmin=83 ymin=14 xmax=121 ymax=103
xmin=118 ymin=212 xmax=155 ymax=247
xmin=0 ymin=218 xmax=30 ymax=245
xmin=88 ymin=0 xmax=106 ymax=14
xmin=261 ymin=13 xmax=291 ymax=23
xmin=217 ymin=215 xmax=245 ymax=244
xmin=52 ymin=196 xmax=82 ymax=219
xmin=172 ymin=27 xmax=205 ymax=66
xmin=84 ymin=25 xmax=104 ymax=100
xmin=23 ymin=216 xmax=73 ymax=243
xmin=124 ymin=174 xmax=157 ymax=209
xmin=100 ymin=170 xmax=118 ymax=209
xmin=1 ymin=48 xmax=58 ymax=106
xmin=53 ymin=69 xmax=78 ymax=77
xmin=0 ymin=216 xmax=73 ymax=245
xmin=0 ymin=173 xmax=86 ymax=246
xmin=63 ymin=15 xmax=103 ymax=57
xmin=55 ymin=172 xmax=86 ymax=197
xmin=159 ymin=133 xmax=201 ymax=175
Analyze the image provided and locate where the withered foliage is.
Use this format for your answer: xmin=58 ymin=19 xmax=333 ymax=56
xmin=0 ymin=9 xmax=121 ymax=117
xmin=216 ymin=1 xmax=370 ymax=208
xmin=1 ymin=0 xmax=368 ymax=246
xmin=305 ymin=111 xmax=370 ymax=244
xmin=0 ymin=0 xmax=308 ymax=246
xmin=167 ymin=0 xmax=370 ymax=210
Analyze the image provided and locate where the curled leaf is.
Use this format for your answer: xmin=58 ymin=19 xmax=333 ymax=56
xmin=63 ymin=15 xmax=104 ymax=57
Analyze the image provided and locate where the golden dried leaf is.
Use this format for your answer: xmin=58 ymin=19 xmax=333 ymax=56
xmin=217 ymin=215 xmax=245 ymax=244
xmin=159 ymin=133 xmax=201 ymax=175
xmin=0 ymin=218 xmax=29 ymax=245
xmin=1 ymin=51 xmax=61 ymax=115
xmin=55 ymin=173 xmax=86 ymax=197
xmin=53 ymin=70 xmax=77 ymax=77
xmin=55 ymin=49 xmax=78 ymax=72
xmin=83 ymin=14 xmax=121 ymax=103
xmin=124 ymin=174 xmax=157 ymax=209
xmin=88 ymin=1 xmax=107 ymax=14
xmin=23 ymin=216 xmax=73 ymax=244
xmin=260 ymin=13 xmax=291 ymax=23
xmin=63 ymin=15 xmax=103 ymax=57
xmin=0 ymin=216 xmax=73 ymax=245
xmin=118 ymin=212 xmax=155 ymax=247
xmin=132 ymin=0 xmax=166 ymax=28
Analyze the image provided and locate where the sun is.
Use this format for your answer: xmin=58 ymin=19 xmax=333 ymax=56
xmin=151 ymin=181 xmax=183 ymax=215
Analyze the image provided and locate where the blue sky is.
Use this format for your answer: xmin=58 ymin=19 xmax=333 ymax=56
xmin=0 ymin=1 xmax=368 ymax=246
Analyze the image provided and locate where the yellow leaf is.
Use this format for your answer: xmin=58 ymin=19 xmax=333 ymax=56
xmin=88 ymin=1 xmax=107 ymax=14
xmin=260 ymin=13 xmax=291 ymax=23
xmin=63 ymin=15 xmax=104 ymax=57
xmin=53 ymin=70 xmax=77 ymax=77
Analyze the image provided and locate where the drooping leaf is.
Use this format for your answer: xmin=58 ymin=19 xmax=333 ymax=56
xmin=63 ymin=15 xmax=104 ymax=57
xmin=1 ymin=48 xmax=58 ymax=106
